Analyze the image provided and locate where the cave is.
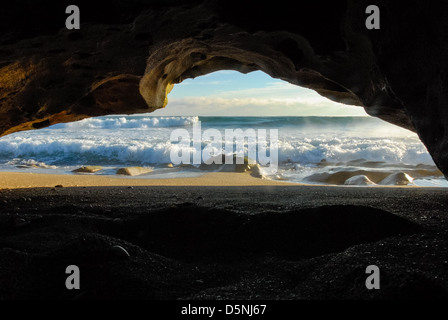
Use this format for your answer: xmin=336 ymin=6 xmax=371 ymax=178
xmin=2 ymin=68 xmax=438 ymax=187
xmin=1 ymin=0 xmax=448 ymax=302
xmin=1 ymin=0 xmax=448 ymax=177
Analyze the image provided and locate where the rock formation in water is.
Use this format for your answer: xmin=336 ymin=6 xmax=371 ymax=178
xmin=1 ymin=1 xmax=448 ymax=176
xmin=379 ymin=172 xmax=414 ymax=186
xmin=344 ymin=175 xmax=376 ymax=186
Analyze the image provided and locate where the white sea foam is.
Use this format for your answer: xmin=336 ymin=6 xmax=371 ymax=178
xmin=277 ymin=136 xmax=433 ymax=166
xmin=0 ymin=115 xmax=445 ymax=187
xmin=0 ymin=135 xmax=431 ymax=167
xmin=50 ymin=116 xmax=199 ymax=129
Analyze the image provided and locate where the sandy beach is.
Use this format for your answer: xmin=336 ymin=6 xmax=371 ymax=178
xmin=0 ymin=171 xmax=428 ymax=190
xmin=0 ymin=171 xmax=300 ymax=189
xmin=1 ymin=173 xmax=448 ymax=299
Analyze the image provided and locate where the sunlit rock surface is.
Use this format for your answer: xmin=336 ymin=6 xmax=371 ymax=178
xmin=379 ymin=172 xmax=414 ymax=186
xmin=116 ymin=167 xmax=153 ymax=176
xmin=344 ymin=175 xmax=376 ymax=186
xmin=1 ymin=0 xmax=448 ymax=176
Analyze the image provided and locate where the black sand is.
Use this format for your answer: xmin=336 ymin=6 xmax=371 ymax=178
xmin=1 ymin=186 xmax=448 ymax=300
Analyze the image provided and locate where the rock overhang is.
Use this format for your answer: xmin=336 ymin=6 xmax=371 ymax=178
xmin=1 ymin=0 xmax=448 ymax=176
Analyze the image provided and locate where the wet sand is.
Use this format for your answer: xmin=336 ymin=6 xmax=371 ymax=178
xmin=0 ymin=174 xmax=448 ymax=300
xmin=0 ymin=171 xmax=297 ymax=189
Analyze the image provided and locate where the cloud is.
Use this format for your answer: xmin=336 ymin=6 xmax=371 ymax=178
xmin=151 ymin=96 xmax=367 ymax=116
xmin=211 ymin=81 xmax=318 ymax=98
xmin=151 ymin=77 xmax=367 ymax=116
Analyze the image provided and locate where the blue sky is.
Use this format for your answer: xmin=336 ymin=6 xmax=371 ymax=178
xmin=150 ymin=70 xmax=368 ymax=117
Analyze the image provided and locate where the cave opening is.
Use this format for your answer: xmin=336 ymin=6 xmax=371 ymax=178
xmin=0 ymin=70 xmax=445 ymax=187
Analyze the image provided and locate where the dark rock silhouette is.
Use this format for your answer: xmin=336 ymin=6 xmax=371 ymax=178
xmin=1 ymin=185 xmax=447 ymax=299
xmin=1 ymin=1 xmax=448 ymax=176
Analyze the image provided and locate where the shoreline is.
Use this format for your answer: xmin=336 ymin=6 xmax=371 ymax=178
xmin=0 ymin=171 xmax=433 ymax=189
xmin=0 ymin=171 xmax=300 ymax=189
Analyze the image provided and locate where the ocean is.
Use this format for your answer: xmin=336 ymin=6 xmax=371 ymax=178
xmin=0 ymin=115 xmax=446 ymax=187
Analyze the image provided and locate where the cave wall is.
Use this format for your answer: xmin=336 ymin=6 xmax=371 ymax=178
xmin=1 ymin=0 xmax=448 ymax=175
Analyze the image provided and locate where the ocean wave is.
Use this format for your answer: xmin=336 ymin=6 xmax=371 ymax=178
xmin=6 ymin=158 xmax=57 ymax=169
xmin=199 ymin=116 xmax=414 ymax=134
xmin=0 ymin=134 xmax=434 ymax=167
xmin=277 ymin=136 xmax=433 ymax=166
xmin=0 ymin=116 xmax=436 ymax=169
xmin=0 ymin=136 xmax=174 ymax=165
xmin=0 ymin=115 xmax=444 ymax=186
xmin=49 ymin=116 xmax=199 ymax=130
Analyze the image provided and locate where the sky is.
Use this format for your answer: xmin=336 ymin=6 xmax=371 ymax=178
xmin=150 ymin=70 xmax=368 ymax=117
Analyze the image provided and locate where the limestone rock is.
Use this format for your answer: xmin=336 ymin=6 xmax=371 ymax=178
xmin=344 ymin=175 xmax=376 ymax=186
xmin=250 ymin=164 xmax=263 ymax=178
xmin=199 ymin=155 xmax=257 ymax=173
xmin=116 ymin=167 xmax=152 ymax=176
xmin=379 ymin=173 xmax=414 ymax=186
xmin=0 ymin=1 xmax=447 ymax=177
xmin=72 ymin=166 xmax=103 ymax=173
